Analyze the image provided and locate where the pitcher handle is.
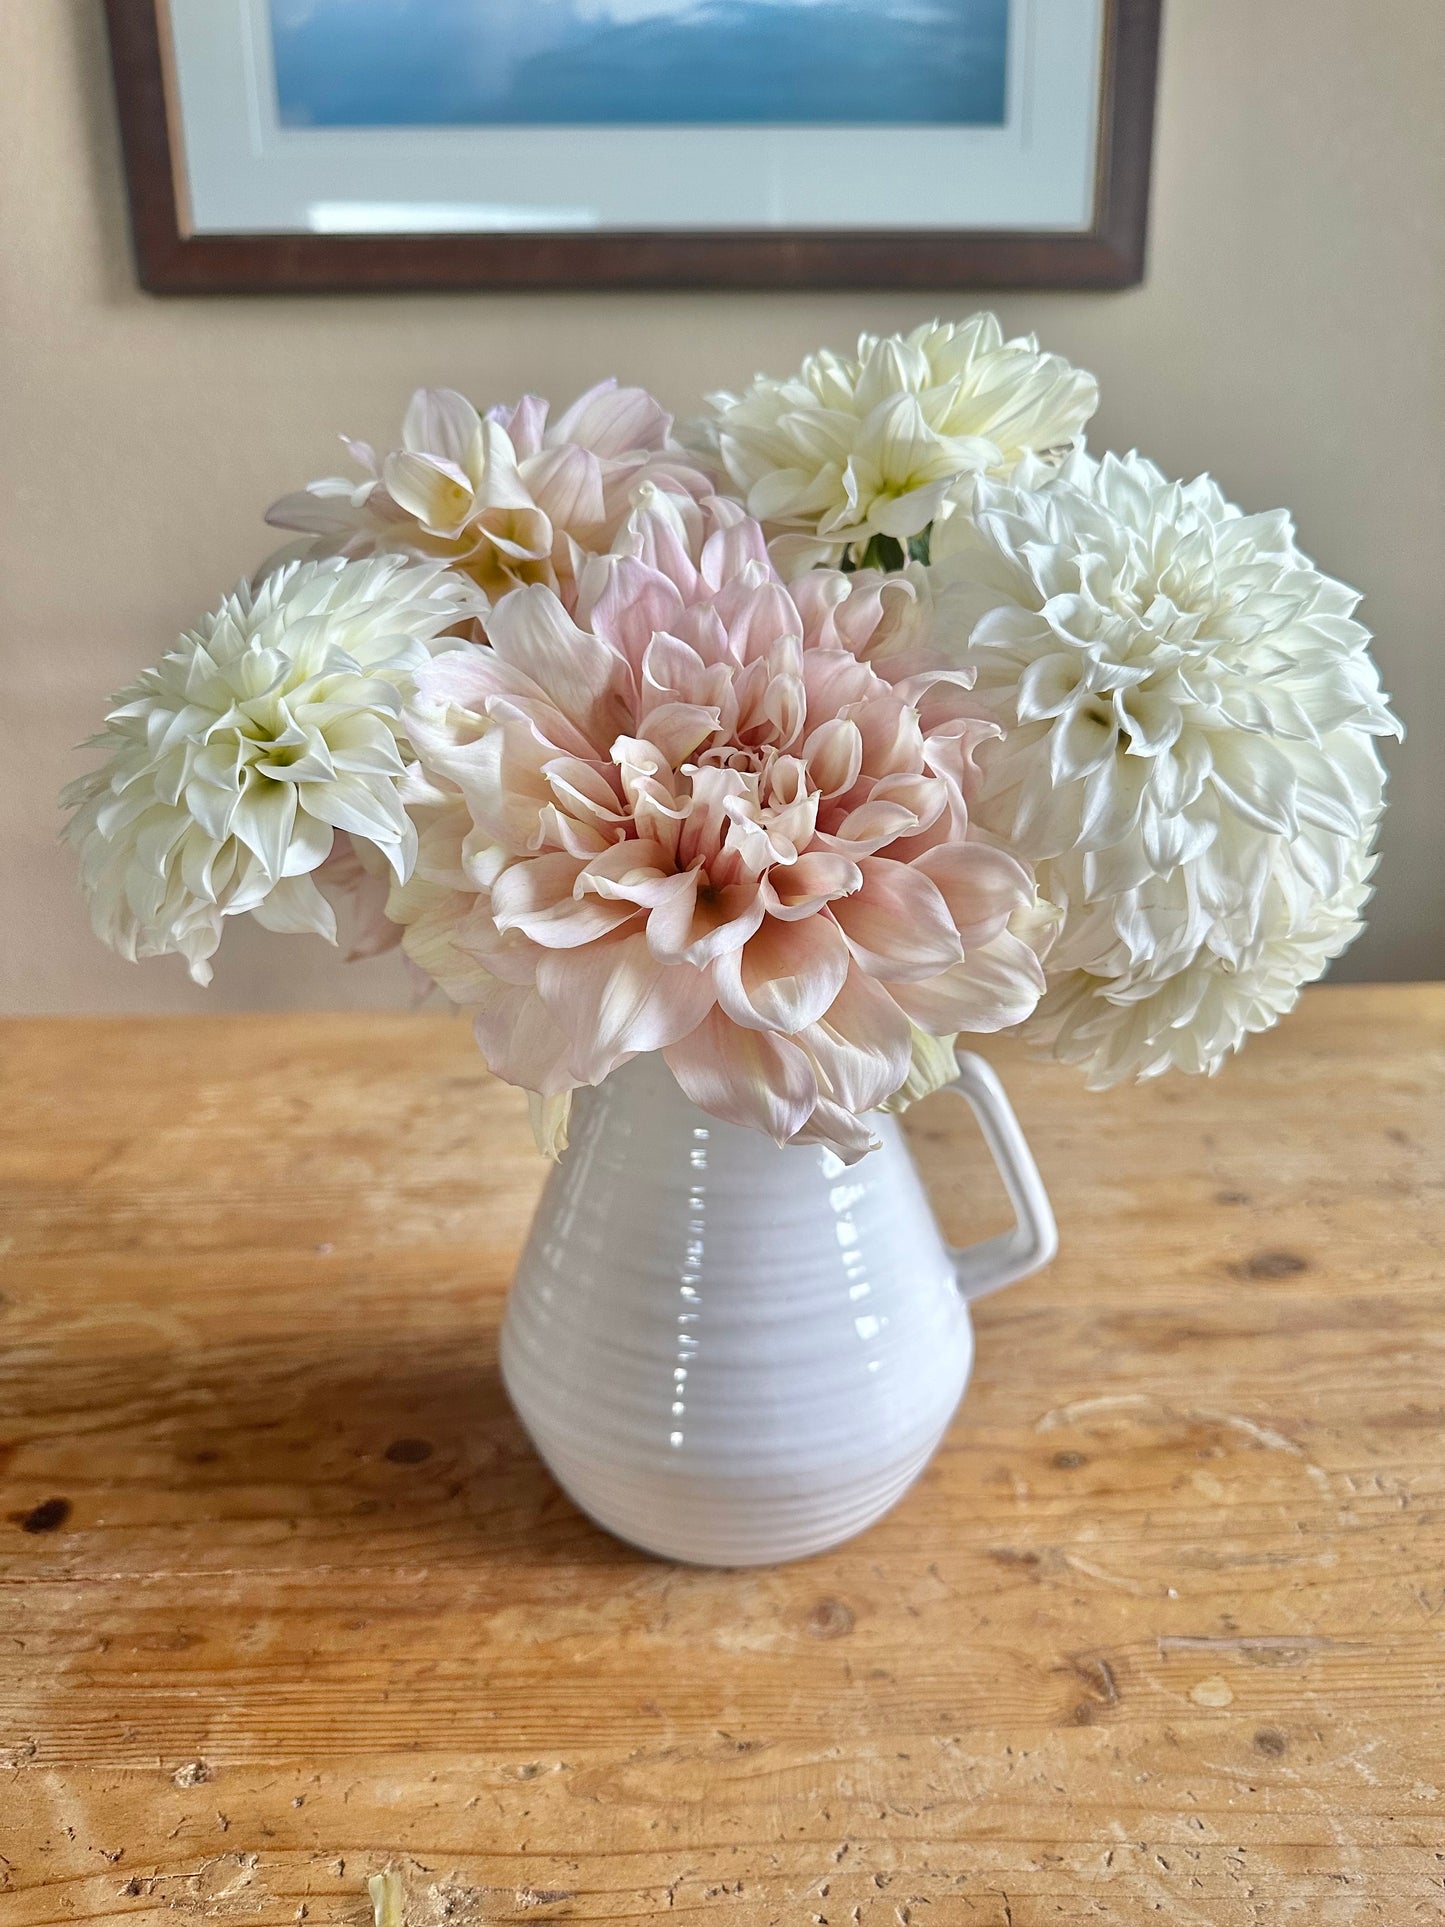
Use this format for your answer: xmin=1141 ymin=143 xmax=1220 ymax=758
xmin=937 ymin=1051 xmax=1058 ymax=1303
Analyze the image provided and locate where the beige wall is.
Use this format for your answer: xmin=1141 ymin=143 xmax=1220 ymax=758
xmin=4 ymin=0 xmax=1441 ymax=1014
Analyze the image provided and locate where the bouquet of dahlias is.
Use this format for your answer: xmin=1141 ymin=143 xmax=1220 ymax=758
xmin=65 ymin=317 xmax=1399 ymax=1160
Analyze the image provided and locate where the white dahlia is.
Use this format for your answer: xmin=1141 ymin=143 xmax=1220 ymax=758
xmin=1031 ymin=824 xmax=1381 ymax=1087
xmin=63 ymin=556 xmax=480 ymax=984
xmin=927 ymin=450 xmax=1400 ymax=1082
xmin=702 ymin=314 xmax=1098 ymax=574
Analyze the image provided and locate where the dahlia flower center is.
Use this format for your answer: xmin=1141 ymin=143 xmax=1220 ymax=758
xmin=697 ymin=742 xmax=784 ymax=781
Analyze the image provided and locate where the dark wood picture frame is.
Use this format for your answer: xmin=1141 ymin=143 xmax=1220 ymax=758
xmin=104 ymin=0 xmax=1161 ymax=295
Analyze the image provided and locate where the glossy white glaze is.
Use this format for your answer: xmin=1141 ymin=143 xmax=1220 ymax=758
xmin=501 ymin=1050 xmax=1055 ymax=1565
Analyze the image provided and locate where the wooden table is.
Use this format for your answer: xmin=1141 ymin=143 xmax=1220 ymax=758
xmin=2 ymin=985 xmax=1442 ymax=1926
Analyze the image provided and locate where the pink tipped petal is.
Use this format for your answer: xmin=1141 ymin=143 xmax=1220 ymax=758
xmin=490 ymin=853 xmax=637 ymax=948
xmin=913 ymin=842 xmax=1036 ymax=947
xmin=536 ymin=804 xmax=611 ymax=858
xmin=830 ymin=857 xmax=963 ymax=980
xmin=790 ymin=1098 xmax=881 ymax=1164
xmin=802 ymin=648 xmax=881 ymax=725
xmin=551 ymin=379 xmax=672 ymax=457
xmin=760 ymin=851 xmax=862 ymax=920
xmin=536 ymin=930 xmax=715 ymax=1083
xmin=853 ymin=694 xmax=925 ymax=776
xmin=412 ymin=644 xmax=503 ymax=718
xmin=664 ymin=1008 xmax=819 ymax=1146
xmin=802 ymin=717 xmax=864 ymax=797
xmin=471 ymin=980 xmax=576 ymax=1095
xmin=676 ymin=763 xmax=748 ymax=868
xmin=923 ymin=716 xmax=1004 ymax=799
xmin=815 ymin=798 xmax=923 ymax=857
xmin=583 ymin=557 xmax=687 ymax=676
xmin=624 ymin=496 xmax=704 ymax=596
xmin=491 ymin=391 xmax=549 ymax=457
xmin=646 ymin=870 xmax=765 ymax=967
xmin=714 ymin=913 xmax=851 ymax=1034
xmin=542 ymin=756 xmax=627 ymax=825
xmin=798 ymin=967 xmax=912 ymax=1113
xmin=486 ymin=585 xmax=630 ymax=745
xmin=700 ymin=516 xmax=774 ymax=592
xmin=521 ymin=442 xmax=607 ymax=534
xmin=890 ymin=929 xmax=1047 ymax=1035
xmin=577 ymin=839 xmax=689 ymax=908
xmin=636 ymin=701 xmax=722 ymax=765
xmin=866 ymin=771 xmax=948 ymax=835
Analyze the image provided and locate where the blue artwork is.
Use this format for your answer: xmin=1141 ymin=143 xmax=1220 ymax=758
xmin=268 ymin=0 xmax=1010 ymax=129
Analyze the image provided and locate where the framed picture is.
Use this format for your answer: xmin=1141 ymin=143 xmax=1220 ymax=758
xmin=105 ymin=0 xmax=1161 ymax=294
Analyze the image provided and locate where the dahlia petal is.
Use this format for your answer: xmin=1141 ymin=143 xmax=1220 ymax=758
xmin=486 ymin=585 xmax=630 ymax=746
xmin=621 ymin=490 xmax=705 ymax=595
xmin=646 ymin=871 xmax=765 ymax=967
xmin=382 ymin=451 xmax=476 ymax=538
xmin=279 ymin=808 xmax=336 ymax=878
xmin=551 ymin=379 xmax=671 ymax=458
xmin=816 ymin=799 xmax=924 ymax=859
xmin=542 ymin=756 xmax=627 ymax=826
xmin=472 ymin=979 xmax=577 ymax=1095
xmin=701 ymin=515 xmax=774 ymax=593
xmin=869 ymin=477 xmax=956 ymax=540
xmin=522 ymin=443 xmax=607 ymax=534
xmin=636 ymin=701 xmax=722 ymax=765
xmin=297 ymin=771 xmax=411 ymax=858
xmin=759 ymin=851 xmax=861 ymax=920
xmin=489 ymin=391 xmax=548 ymax=458
xmin=913 ymin=842 xmax=1035 ymax=948
xmin=664 ymin=1007 xmax=819 ymax=1146
xmin=249 ymin=872 xmax=337 ymax=942
xmin=527 ymin=1090 xmax=573 ymax=1161
xmin=714 ymin=913 xmax=851 ymax=1034
xmin=797 ymin=966 xmax=912 ymax=1112
xmin=582 ymin=556 xmax=686 ymax=676
xmin=830 ymin=857 xmax=962 ymax=980
xmin=1208 ymin=737 xmax=1299 ymax=836
xmin=233 ymin=778 xmax=298 ymax=880
xmin=790 ymin=1099 xmax=881 ymax=1164
xmin=577 ymin=839 xmax=686 ymax=908
xmin=891 ymin=929 xmax=1046 ymax=1034
xmin=491 ymin=853 xmax=636 ymax=948
xmin=473 ymin=502 xmax=554 ymax=561
xmin=802 ymin=717 xmax=864 ymax=797
xmin=402 ymin=387 xmax=484 ymax=471
xmin=537 ymin=930 xmax=715 ymax=1083
xmin=469 ymin=418 xmax=538 ymax=509
xmin=264 ymin=488 xmax=371 ymax=539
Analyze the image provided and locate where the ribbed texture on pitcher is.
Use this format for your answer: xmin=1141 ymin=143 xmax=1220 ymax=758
xmin=500 ymin=1054 xmax=974 ymax=1566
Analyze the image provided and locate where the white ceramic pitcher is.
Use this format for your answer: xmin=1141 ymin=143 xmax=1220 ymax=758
xmin=501 ymin=1049 xmax=1056 ymax=1566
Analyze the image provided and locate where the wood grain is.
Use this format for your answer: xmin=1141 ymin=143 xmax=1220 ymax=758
xmin=1 ymin=985 xmax=1443 ymax=1925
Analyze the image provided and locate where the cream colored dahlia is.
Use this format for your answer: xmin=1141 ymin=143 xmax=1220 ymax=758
xmin=389 ymin=489 xmax=1045 ymax=1160
xmin=1031 ymin=824 xmax=1381 ymax=1087
xmin=266 ymin=381 xmax=710 ymax=606
xmin=702 ymin=314 xmax=1098 ymax=574
xmin=63 ymin=556 xmax=480 ymax=984
xmin=926 ymin=449 xmax=1400 ymax=1082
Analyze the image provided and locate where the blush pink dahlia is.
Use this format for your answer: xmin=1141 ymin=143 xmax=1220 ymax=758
xmin=397 ymin=493 xmax=1044 ymax=1159
xmin=265 ymin=381 xmax=711 ymax=609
